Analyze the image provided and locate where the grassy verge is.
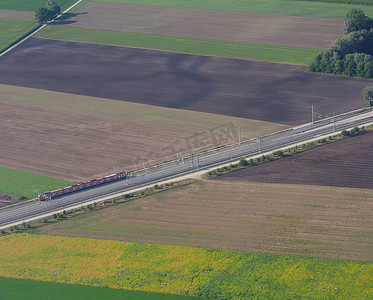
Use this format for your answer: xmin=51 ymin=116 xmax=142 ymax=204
xmin=204 ymin=124 xmax=373 ymax=178
xmin=37 ymin=26 xmax=319 ymax=65
xmin=0 ymin=0 xmax=78 ymax=11
xmin=0 ymin=167 xmax=74 ymax=200
xmin=0 ymin=233 xmax=371 ymax=299
xmin=89 ymin=0 xmax=373 ymax=18
xmin=0 ymin=276 xmax=197 ymax=300
xmin=0 ymin=20 xmax=38 ymax=52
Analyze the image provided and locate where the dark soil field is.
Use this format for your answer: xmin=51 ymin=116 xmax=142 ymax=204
xmin=0 ymin=37 xmax=371 ymax=125
xmin=214 ymin=132 xmax=373 ymax=189
xmin=65 ymin=2 xmax=344 ymax=49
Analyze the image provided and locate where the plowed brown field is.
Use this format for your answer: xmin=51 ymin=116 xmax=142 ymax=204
xmin=213 ymin=132 xmax=373 ymax=189
xmin=36 ymin=180 xmax=373 ymax=262
xmin=0 ymin=84 xmax=283 ymax=181
xmin=0 ymin=38 xmax=370 ymax=125
xmin=64 ymin=2 xmax=343 ymax=48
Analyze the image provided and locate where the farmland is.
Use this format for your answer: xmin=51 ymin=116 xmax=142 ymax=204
xmin=0 ymin=0 xmax=77 ymax=52
xmin=87 ymin=0 xmax=373 ymax=18
xmin=0 ymin=234 xmax=371 ymax=299
xmin=0 ymin=167 xmax=73 ymax=202
xmin=0 ymin=38 xmax=370 ymax=125
xmin=38 ymin=26 xmax=319 ymax=65
xmin=0 ymin=20 xmax=37 ymax=52
xmin=0 ymin=277 xmax=197 ymax=300
xmin=36 ymin=179 xmax=373 ymax=262
xmin=214 ymin=132 xmax=373 ymax=189
xmin=0 ymin=0 xmax=78 ymax=11
xmin=0 ymin=84 xmax=283 ymax=181
xmin=52 ymin=2 xmax=344 ymax=49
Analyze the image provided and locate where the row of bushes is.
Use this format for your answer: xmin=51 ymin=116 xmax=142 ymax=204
xmin=308 ymin=9 xmax=373 ymax=78
xmin=308 ymin=29 xmax=373 ymax=78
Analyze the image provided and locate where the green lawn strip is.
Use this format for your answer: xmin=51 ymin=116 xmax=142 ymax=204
xmin=0 ymin=234 xmax=372 ymax=299
xmin=0 ymin=20 xmax=38 ymax=52
xmin=37 ymin=26 xmax=319 ymax=65
xmin=88 ymin=0 xmax=373 ymax=18
xmin=0 ymin=167 xmax=74 ymax=200
xmin=0 ymin=0 xmax=78 ymax=12
xmin=0 ymin=276 xmax=197 ymax=300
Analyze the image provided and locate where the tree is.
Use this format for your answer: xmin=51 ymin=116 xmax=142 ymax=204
xmin=362 ymin=86 xmax=373 ymax=106
xmin=47 ymin=0 xmax=61 ymax=18
xmin=239 ymin=158 xmax=249 ymax=166
xmin=344 ymin=9 xmax=373 ymax=35
xmin=35 ymin=0 xmax=60 ymax=24
xmin=35 ymin=7 xmax=51 ymax=24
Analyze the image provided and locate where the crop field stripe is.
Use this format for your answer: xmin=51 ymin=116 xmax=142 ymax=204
xmin=0 ymin=20 xmax=38 ymax=52
xmin=36 ymin=179 xmax=373 ymax=262
xmin=0 ymin=167 xmax=74 ymax=200
xmin=0 ymin=0 xmax=79 ymax=12
xmin=37 ymin=26 xmax=320 ymax=65
xmin=0 ymin=276 xmax=197 ymax=300
xmin=0 ymin=234 xmax=371 ymax=299
xmin=88 ymin=0 xmax=373 ymax=18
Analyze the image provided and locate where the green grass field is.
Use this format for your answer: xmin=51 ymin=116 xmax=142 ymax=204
xmin=0 ymin=20 xmax=38 ymax=52
xmin=38 ymin=26 xmax=319 ymax=65
xmin=0 ymin=277 xmax=198 ymax=300
xmin=0 ymin=167 xmax=74 ymax=200
xmin=0 ymin=0 xmax=78 ymax=11
xmin=89 ymin=0 xmax=373 ymax=18
xmin=0 ymin=234 xmax=371 ymax=299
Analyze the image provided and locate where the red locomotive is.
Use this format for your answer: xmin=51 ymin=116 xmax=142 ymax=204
xmin=38 ymin=171 xmax=127 ymax=201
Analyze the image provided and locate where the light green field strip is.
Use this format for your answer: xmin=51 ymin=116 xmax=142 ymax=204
xmin=88 ymin=0 xmax=373 ymax=18
xmin=0 ymin=84 xmax=287 ymax=136
xmin=0 ymin=277 xmax=198 ymax=300
xmin=0 ymin=234 xmax=372 ymax=299
xmin=0 ymin=167 xmax=74 ymax=200
xmin=37 ymin=26 xmax=319 ymax=65
xmin=0 ymin=0 xmax=78 ymax=12
xmin=0 ymin=20 xmax=38 ymax=52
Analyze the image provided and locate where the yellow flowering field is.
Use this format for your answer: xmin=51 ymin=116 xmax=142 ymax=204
xmin=0 ymin=234 xmax=371 ymax=299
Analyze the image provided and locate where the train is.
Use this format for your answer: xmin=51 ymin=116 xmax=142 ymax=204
xmin=38 ymin=171 xmax=128 ymax=201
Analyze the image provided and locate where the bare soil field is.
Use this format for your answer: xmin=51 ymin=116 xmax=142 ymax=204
xmin=0 ymin=84 xmax=282 ymax=181
xmin=0 ymin=192 xmax=19 ymax=208
xmin=36 ymin=180 xmax=373 ymax=262
xmin=0 ymin=9 xmax=34 ymax=20
xmin=64 ymin=2 xmax=343 ymax=49
xmin=214 ymin=133 xmax=373 ymax=189
xmin=0 ymin=38 xmax=371 ymax=125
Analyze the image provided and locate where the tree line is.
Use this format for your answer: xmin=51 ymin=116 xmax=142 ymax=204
xmin=308 ymin=9 xmax=373 ymax=78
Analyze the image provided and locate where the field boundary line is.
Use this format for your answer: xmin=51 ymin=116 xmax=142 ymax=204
xmin=0 ymin=0 xmax=84 ymax=57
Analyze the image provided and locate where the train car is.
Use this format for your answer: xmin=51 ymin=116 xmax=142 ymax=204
xmin=38 ymin=171 xmax=127 ymax=201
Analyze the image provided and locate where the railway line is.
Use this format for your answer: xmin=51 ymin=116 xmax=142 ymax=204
xmin=1 ymin=108 xmax=372 ymax=229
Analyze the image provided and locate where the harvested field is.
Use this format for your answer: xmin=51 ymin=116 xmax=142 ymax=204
xmin=0 ymin=38 xmax=371 ymax=125
xmin=36 ymin=180 xmax=373 ymax=262
xmin=214 ymin=133 xmax=373 ymax=189
xmin=0 ymin=9 xmax=34 ymax=20
xmin=0 ymin=84 xmax=283 ymax=181
xmin=64 ymin=2 xmax=344 ymax=49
